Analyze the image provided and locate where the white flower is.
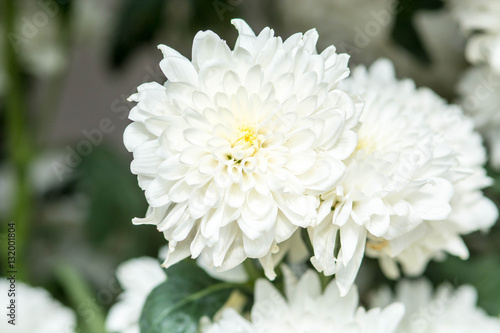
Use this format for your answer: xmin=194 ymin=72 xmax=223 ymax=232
xmin=448 ymin=0 xmax=500 ymax=72
xmin=309 ymin=59 xmax=497 ymax=294
xmin=124 ymin=19 xmax=362 ymax=278
xmin=0 ymin=279 xmax=76 ymax=333
xmin=200 ymin=267 xmax=404 ymax=333
xmin=106 ymin=257 xmax=166 ymax=333
xmin=370 ymin=279 xmax=500 ymax=333
xmin=458 ymin=66 xmax=500 ymax=169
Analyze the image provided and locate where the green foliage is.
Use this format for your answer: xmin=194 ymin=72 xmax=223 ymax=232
xmin=75 ymin=146 xmax=162 ymax=257
xmin=426 ymin=255 xmax=500 ymax=315
xmin=140 ymin=260 xmax=235 ymax=333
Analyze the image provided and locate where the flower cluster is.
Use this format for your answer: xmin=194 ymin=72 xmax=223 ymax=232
xmin=200 ymin=267 xmax=404 ymax=333
xmin=123 ymin=18 xmax=499 ymax=332
xmin=370 ymin=279 xmax=500 ymax=333
xmin=449 ymin=0 xmax=500 ymax=170
xmin=125 ymin=19 xmax=497 ymax=292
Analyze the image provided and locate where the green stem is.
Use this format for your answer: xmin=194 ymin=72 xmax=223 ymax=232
xmin=37 ymin=8 xmax=73 ymax=142
xmin=55 ymin=263 xmax=107 ymax=333
xmin=3 ymin=0 xmax=34 ymax=282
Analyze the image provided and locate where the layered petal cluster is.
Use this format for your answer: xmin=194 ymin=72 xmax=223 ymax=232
xmin=106 ymin=257 xmax=166 ymax=333
xmin=448 ymin=0 xmax=500 ymax=72
xmin=458 ymin=67 xmax=500 ymax=169
xmin=0 ymin=279 xmax=76 ymax=333
xmin=200 ymin=268 xmax=404 ymax=333
xmin=309 ymin=59 xmax=497 ymax=294
xmin=370 ymin=279 xmax=500 ymax=333
xmin=124 ymin=19 xmax=362 ymax=278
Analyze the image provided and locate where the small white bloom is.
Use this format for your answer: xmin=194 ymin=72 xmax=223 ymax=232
xmin=448 ymin=0 xmax=500 ymax=72
xmin=310 ymin=59 xmax=497 ymax=294
xmin=370 ymin=279 xmax=500 ymax=333
xmin=0 ymin=279 xmax=76 ymax=333
xmin=200 ymin=267 xmax=405 ymax=333
xmin=106 ymin=257 xmax=166 ymax=333
xmin=124 ymin=19 xmax=362 ymax=278
xmin=458 ymin=66 xmax=500 ymax=169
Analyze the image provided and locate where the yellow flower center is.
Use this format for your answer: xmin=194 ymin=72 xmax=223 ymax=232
xmin=356 ymin=137 xmax=376 ymax=154
xmin=232 ymin=125 xmax=259 ymax=150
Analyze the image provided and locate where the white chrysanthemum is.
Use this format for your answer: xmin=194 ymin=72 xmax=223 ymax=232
xmin=106 ymin=257 xmax=166 ymax=333
xmin=370 ymin=279 xmax=500 ymax=333
xmin=448 ymin=0 xmax=500 ymax=72
xmin=0 ymin=279 xmax=76 ymax=333
xmin=124 ymin=19 xmax=362 ymax=278
xmin=200 ymin=268 xmax=404 ymax=333
xmin=458 ymin=66 xmax=500 ymax=169
xmin=309 ymin=59 xmax=497 ymax=294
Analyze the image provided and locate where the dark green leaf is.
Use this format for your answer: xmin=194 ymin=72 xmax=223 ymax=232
xmin=426 ymin=255 xmax=500 ymax=315
xmin=391 ymin=0 xmax=444 ymax=64
xmin=77 ymin=145 xmax=155 ymax=246
xmin=140 ymin=260 xmax=234 ymax=333
xmin=110 ymin=0 xmax=167 ymax=67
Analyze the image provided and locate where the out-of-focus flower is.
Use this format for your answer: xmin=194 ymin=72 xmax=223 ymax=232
xmin=278 ymin=0 xmax=398 ymax=65
xmin=106 ymin=257 xmax=166 ymax=333
xmin=72 ymin=0 xmax=114 ymax=46
xmin=0 ymin=151 xmax=84 ymax=221
xmin=397 ymin=9 xmax=467 ymax=97
xmin=124 ymin=19 xmax=362 ymax=279
xmin=370 ymin=279 xmax=500 ymax=333
xmin=310 ymin=59 xmax=497 ymax=294
xmin=458 ymin=66 xmax=500 ymax=169
xmin=448 ymin=0 xmax=500 ymax=72
xmin=0 ymin=279 xmax=76 ymax=333
xmin=200 ymin=267 xmax=404 ymax=333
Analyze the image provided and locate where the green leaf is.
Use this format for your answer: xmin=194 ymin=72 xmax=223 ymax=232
xmin=76 ymin=146 xmax=148 ymax=245
xmin=426 ymin=254 xmax=500 ymax=315
xmin=140 ymin=260 xmax=234 ymax=333
xmin=110 ymin=0 xmax=167 ymax=67
xmin=391 ymin=0 xmax=444 ymax=64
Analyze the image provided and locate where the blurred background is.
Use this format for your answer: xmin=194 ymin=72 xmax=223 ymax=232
xmin=1 ymin=0 xmax=499 ymax=332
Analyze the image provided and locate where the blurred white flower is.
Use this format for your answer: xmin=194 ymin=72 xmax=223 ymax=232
xmin=200 ymin=267 xmax=404 ymax=333
xmin=310 ymin=59 xmax=497 ymax=294
xmin=14 ymin=0 xmax=67 ymax=77
xmin=370 ymin=279 xmax=500 ymax=333
xmin=0 ymin=279 xmax=76 ymax=333
xmin=125 ymin=19 xmax=362 ymax=279
xmin=278 ymin=0 xmax=398 ymax=65
xmin=106 ymin=257 xmax=166 ymax=333
xmin=448 ymin=0 xmax=500 ymax=72
xmin=458 ymin=66 xmax=500 ymax=169
xmin=397 ymin=9 xmax=467 ymax=97
xmin=0 ymin=151 xmax=82 ymax=221
xmin=72 ymin=0 xmax=114 ymax=46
